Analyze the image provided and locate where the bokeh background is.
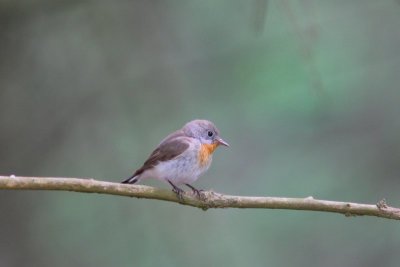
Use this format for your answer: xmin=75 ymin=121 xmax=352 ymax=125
xmin=1 ymin=1 xmax=400 ymax=266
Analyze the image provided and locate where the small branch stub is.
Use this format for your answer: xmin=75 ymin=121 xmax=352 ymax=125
xmin=377 ymin=198 xmax=388 ymax=209
xmin=0 ymin=176 xmax=399 ymax=221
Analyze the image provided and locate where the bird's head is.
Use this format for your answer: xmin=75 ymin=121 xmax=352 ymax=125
xmin=183 ymin=119 xmax=229 ymax=147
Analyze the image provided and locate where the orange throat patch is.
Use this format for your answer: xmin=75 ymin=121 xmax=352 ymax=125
xmin=199 ymin=143 xmax=218 ymax=167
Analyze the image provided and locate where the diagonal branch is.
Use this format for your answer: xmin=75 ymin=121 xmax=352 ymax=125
xmin=1 ymin=176 xmax=399 ymax=220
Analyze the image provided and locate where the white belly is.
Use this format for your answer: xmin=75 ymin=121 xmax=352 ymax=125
xmin=140 ymin=152 xmax=212 ymax=185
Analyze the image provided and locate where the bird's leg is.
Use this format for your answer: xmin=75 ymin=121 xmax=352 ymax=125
xmin=185 ymin=184 xmax=205 ymax=199
xmin=167 ymin=180 xmax=185 ymax=201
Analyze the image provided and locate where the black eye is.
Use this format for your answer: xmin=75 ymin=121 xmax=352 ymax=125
xmin=207 ymin=131 xmax=213 ymax=137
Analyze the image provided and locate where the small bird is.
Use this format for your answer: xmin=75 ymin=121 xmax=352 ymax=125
xmin=122 ymin=119 xmax=229 ymax=199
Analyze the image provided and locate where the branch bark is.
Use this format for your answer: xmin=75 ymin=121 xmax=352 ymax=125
xmin=1 ymin=176 xmax=399 ymax=220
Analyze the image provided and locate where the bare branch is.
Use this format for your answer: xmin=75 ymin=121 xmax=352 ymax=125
xmin=1 ymin=176 xmax=399 ymax=220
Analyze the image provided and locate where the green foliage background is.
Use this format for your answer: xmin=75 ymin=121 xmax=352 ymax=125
xmin=1 ymin=1 xmax=399 ymax=266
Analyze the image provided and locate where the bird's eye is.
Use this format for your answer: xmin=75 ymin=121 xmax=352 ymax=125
xmin=207 ymin=131 xmax=213 ymax=137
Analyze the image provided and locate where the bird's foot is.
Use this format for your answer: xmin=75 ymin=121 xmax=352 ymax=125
xmin=185 ymin=184 xmax=206 ymax=200
xmin=172 ymin=187 xmax=185 ymax=201
xmin=168 ymin=180 xmax=185 ymax=201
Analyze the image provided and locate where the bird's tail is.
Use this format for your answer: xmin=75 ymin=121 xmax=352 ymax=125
xmin=121 ymin=174 xmax=139 ymax=184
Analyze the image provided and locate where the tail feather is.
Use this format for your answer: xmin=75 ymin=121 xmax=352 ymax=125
xmin=121 ymin=174 xmax=139 ymax=184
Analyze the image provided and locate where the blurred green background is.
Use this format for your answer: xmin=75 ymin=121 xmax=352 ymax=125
xmin=1 ymin=1 xmax=400 ymax=266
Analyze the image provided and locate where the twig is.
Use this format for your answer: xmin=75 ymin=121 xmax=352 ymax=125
xmin=1 ymin=176 xmax=399 ymax=220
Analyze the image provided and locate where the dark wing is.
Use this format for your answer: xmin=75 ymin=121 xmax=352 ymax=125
xmin=132 ymin=135 xmax=190 ymax=177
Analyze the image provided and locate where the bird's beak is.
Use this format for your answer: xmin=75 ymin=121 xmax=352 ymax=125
xmin=216 ymin=137 xmax=229 ymax=147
